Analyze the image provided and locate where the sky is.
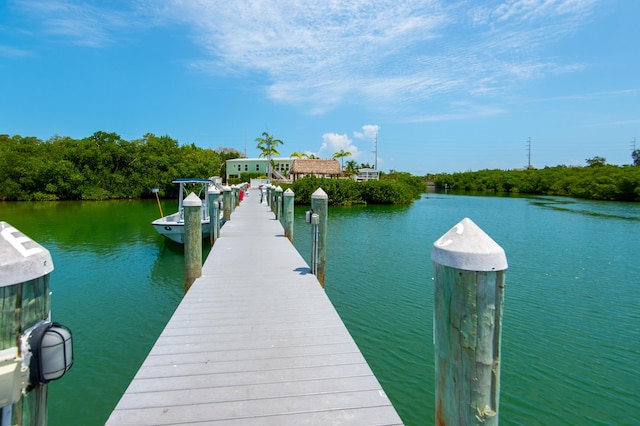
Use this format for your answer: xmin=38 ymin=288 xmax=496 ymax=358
xmin=1 ymin=0 xmax=638 ymax=174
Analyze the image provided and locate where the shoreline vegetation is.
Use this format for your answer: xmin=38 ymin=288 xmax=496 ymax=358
xmin=2 ymin=132 xmax=638 ymax=203
xmin=429 ymin=163 xmax=640 ymax=202
xmin=0 ymin=132 xmax=424 ymax=204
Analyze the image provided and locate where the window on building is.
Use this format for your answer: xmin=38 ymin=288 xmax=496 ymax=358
xmin=256 ymin=164 xmax=260 ymax=171
xmin=244 ymin=164 xmax=248 ymax=171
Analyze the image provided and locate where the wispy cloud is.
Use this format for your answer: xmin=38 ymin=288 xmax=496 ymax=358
xmin=14 ymin=0 xmax=601 ymax=114
xmin=14 ymin=0 xmax=148 ymax=47
xmin=0 ymin=44 xmax=32 ymax=58
xmin=161 ymin=0 xmax=599 ymax=113
xmin=405 ymin=103 xmax=507 ymax=123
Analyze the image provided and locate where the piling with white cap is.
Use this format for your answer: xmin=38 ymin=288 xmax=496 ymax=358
xmin=184 ymin=192 xmax=202 ymax=291
xmin=431 ymin=217 xmax=507 ymax=425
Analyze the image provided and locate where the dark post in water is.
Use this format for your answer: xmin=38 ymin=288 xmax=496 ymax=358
xmin=208 ymin=187 xmax=220 ymax=245
xmin=283 ymin=188 xmax=295 ymax=243
xmin=431 ymin=217 xmax=507 ymax=426
xmin=275 ymin=186 xmax=283 ymax=222
xmin=222 ymin=185 xmax=232 ymax=221
xmin=311 ymin=188 xmax=328 ymax=288
xmin=184 ymin=192 xmax=202 ymax=291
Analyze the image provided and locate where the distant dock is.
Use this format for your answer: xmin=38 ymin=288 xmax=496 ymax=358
xmin=106 ymin=188 xmax=403 ymax=425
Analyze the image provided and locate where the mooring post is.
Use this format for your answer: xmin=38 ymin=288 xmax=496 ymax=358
xmin=431 ymin=217 xmax=507 ymax=426
xmin=283 ymin=188 xmax=295 ymax=243
xmin=311 ymin=188 xmax=328 ymax=288
xmin=208 ymin=187 xmax=220 ymax=245
xmin=184 ymin=193 xmax=202 ymax=291
xmin=234 ymin=185 xmax=240 ymax=208
xmin=275 ymin=186 xmax=283 ymax=222
xmin=231 ymin=186 xmax=236 ymax=212
xmin=222 ymin=185 xmax=231 ymax=221
xmin=1 ymin=222 xmax=74 ymax=425
xmin=269 ymin=186 xmax=276 ymax=214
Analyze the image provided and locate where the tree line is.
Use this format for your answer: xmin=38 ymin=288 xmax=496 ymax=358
xmin=0 ymin=132 xmax=241 ymax=201
xmin=430 ymin=159 xmax=640 ymax=202
xmin=281 ymin=171 xmax=426 ymax=206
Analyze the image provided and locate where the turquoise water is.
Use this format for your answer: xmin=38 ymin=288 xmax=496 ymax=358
xmin=1 ymin=194 xmax=638 ymax=425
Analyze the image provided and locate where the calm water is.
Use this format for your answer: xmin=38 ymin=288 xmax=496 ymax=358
xmin=1 ymin=194 xmax=638 ymax=425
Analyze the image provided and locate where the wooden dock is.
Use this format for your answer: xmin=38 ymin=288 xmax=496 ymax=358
xmin=106 ymin=189 xmax=403 ymax=425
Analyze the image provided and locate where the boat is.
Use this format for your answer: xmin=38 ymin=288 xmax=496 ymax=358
xmin=151 ymin=178 xmax=219 ymax=244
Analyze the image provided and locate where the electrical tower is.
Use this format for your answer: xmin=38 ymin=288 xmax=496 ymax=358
xmin=526 ymin=137 xmax=531 ymax=168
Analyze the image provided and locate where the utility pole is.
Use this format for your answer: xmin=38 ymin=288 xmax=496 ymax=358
xmin=526 ymin=137 xmax=532 ymax=169
xmin=631 ymin=137 xmax=637 ymax=152
xmin=373 ymin=132 xmax=378 ymax=170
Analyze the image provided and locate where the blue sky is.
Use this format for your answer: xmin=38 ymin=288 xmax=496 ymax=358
xmin=1 ymin=0 xmax=638 ymax=174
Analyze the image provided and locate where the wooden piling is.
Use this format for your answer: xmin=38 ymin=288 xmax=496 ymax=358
xmin=222 ymin=185 xmax=231 ymax=221
xmin=207 ymin=187 xmax=220 ymax=245
xmin=183 ymin=193 xmax=202 ymax=291
xmin=311 ymin=188 xmax=328 ymax=288
xmin=275 ymin=186 xmax=283 ymax=222
xmin=283 ymin=188 xmax=294 ymax=243
xmin=431 ymin=217 xmax=507 ymax=426
xmin=0 ymin=221 xmax=53 ymax=426
xmin=233 ymin=185 xmax=240 ymax=208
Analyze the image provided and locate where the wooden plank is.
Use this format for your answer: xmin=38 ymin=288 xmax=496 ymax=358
xmin=106 ymin=189 xmax=402 ymax=425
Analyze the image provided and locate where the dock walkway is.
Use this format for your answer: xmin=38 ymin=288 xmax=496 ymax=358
xmin=106 ymin=189 xmax=403 ymax=425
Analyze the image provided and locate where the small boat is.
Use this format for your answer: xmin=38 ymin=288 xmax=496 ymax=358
xmin=151 ymin=178 xmax=218 ymax=244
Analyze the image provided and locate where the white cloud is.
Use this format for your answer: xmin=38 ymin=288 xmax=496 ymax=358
xmin=15 ymin=0 xmax=601 ymax=114
xmin=319 ymin=132 xmax=362 ymax=160
xmin=169 ymin=0 xmax=597 ymax=114
xmin=354 ymin=125 xmax=380 ymax=140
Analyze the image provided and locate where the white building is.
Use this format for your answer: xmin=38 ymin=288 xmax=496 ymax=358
xmin=355 ymin=168 xmax=380 ymax=182
xmin=226 ymin=157 xmax=294 ymax=182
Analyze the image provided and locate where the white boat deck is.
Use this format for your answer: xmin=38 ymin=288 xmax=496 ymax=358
xmin=106 ymin=188 xmax=403 ymax=425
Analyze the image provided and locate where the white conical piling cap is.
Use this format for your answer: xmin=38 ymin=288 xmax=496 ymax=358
xmin=0 ymin=221 xmax=54 ymax=287
xmin=183 ymin=192 xmax=202 ymax=206
xmin=284 ymin=188 xmax=294 ymax=196
xmin=208 ymin=186 xmax=220 ymax=194
xmin=312 ymin=188 xmax=328 ymax=199
xmin=432 ymin=217 xmax=508 ymax=272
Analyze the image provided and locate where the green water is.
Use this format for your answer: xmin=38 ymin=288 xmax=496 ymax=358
xmin=1 ymin=194 xmax=638 ymax=425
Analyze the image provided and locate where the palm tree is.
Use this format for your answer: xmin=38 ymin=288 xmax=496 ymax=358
xmin=289 ymin=151 xmax=305 ymax=158
xmin=332 ymin=149 xmax=351 ymax=169
xmin=344 ymin=160 xmax=359 ymax=177
xmin=256 ymin=132 xmax=283 ymax=180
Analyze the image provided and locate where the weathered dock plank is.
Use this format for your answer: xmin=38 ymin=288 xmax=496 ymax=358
xmin=106 ymin=189 xmax=403 ymax=425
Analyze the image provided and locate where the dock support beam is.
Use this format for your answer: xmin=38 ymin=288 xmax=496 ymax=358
xmin=431 ymin=217 xmax=507 ymax=426
xmin=184 ymin=193 xmax=202 ymax=291
xmin=311 ymin=188 xmax=328 ymax=288
xmin=283 ymin=188 xmax=294 ymax=243
xmin=222 ymin=186 xmax=231 ymax=221
xmin=208 ymin=187 xmax=220 ymax=245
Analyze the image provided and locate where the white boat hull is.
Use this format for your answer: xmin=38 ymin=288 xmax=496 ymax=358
xmin=151 ymin=178 xmax=222 ymax=244
xmin=151 ymin=217 xmax=211 ymax=244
